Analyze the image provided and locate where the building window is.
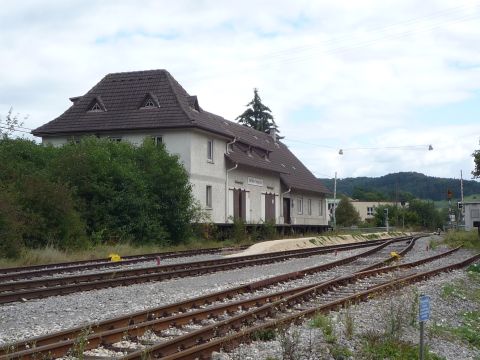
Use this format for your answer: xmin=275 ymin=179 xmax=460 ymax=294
xmin=308 ymin=199 xmax=312 ymax=215
xmin=318 ymin=200 xmax=323 ymax=216
xmin=367 ymin=207 xmax=374 ymax=216
xmin=471 ymin=209 xmax=480 ymax=219
xmin=142 ymin=98 xmax=156 ymax=108
xmin=297 ymin=198 xmax=303 ymax=215
xmin=153 ymin=136 xmax=163 ymax=145
xmin=207 ymin=140 xmax=214 ymax=162
xmin=206 ymin=185 xmax=212 ymax=208
xmin=89 ymin=102 xmax=103 ymax=112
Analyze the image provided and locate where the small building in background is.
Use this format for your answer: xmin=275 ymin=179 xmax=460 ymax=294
xmin=326 ymin=198 xmax=395 ymax=223
xmin=464 ymin=201 xmax=480 ymax=231
xmin=351 ymin=201 xmax=395 ymax=222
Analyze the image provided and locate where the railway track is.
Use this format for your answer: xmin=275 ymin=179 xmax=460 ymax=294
xmin=0 ymin=246 xmax=251 ymax=279
xmin=149 ymin=252 xmax=479 ymax=360
xmin=0 ymin=237 xmax=410 ymax=283
xmin=0 ymin=236 xmax=430 ymax=359
xmin=0 ymin=236 xmax=413 ymax=304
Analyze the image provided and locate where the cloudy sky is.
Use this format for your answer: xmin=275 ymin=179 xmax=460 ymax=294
xmin=1 ymin=0 xmax=479 ymax=180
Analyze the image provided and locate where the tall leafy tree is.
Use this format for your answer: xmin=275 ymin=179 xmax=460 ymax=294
xmin=335 ymin=196 xmax=360 ymax=227
xmin=236 ymin=88 xmax=278 ymax=133
xmin=473 ymin=149 xmax=480 ymax=178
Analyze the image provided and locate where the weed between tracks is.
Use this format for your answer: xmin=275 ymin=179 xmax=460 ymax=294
xmin=430 ymin=270 xmax=480 ymax=351
xmin=69 ymin=327 xmax=92 ymax=360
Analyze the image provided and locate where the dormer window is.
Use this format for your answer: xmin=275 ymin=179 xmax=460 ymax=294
xmin=143 ymin=98 xmax=156 ymax=108
xmin=90 ymin=103 xmax=102 ymax=112
xmin=140 ymin=92 xmax=160 ymax=109
xmin=87 ymin=96 xmax=107 ymax=112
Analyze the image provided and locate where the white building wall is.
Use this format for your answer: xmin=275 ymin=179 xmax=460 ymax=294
xmin=188 ymin=131 xmax=228 ymax=223
xmin=351 ymin=201 xmax=395 ymax=221
xmin=464 ymin=202 xmax=480 ymax=231
xmin=285 ymin=191 xmax=328 ymax=226
xmin=41 ymin=131 xmax=329 ymax=226
xmin=227 ymin=166 xmax=281 ymax=224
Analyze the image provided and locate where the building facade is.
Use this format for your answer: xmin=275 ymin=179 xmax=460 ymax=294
xmin=32 ymin=70 xmax=331 ymax=227
xmin=327 ymin=198 xmax=395 ymax=223
xmin=464 ymin=201 xmax=480 ymax=231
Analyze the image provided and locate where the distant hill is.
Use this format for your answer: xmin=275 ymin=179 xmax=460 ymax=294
xmin=319 ymin=172 xmax=480 ymax=201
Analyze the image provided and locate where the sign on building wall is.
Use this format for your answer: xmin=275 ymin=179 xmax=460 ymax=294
xmin=247 ymin=177 xmax=264 ymax=187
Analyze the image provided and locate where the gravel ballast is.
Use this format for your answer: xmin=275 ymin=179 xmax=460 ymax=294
xmin=213 ymin=235 xmax=480 ymax=360
xmin=0 ymin=246 xmax=370 ymax=345
xmin=1 ymin=234 xmax=477 ymax=360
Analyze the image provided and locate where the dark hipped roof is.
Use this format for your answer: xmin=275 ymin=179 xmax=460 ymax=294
xmin=33 ymin=69 xmax=330 ymax=195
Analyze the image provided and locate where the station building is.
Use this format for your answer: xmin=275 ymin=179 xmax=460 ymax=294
xmin=32 ymin=70 xmax=331 ymax=231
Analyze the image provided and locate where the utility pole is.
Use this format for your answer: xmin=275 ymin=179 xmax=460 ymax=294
xmin=333 ymin=171 xmax=337 ymax=229
xmin=460 ymin=170 xmax=465 ymax=226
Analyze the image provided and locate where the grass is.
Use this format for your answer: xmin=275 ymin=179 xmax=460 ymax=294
xmin=309 ymin=313 xmax=336 ymax=344
xmin=430 ymin=311 xmax=480 ymax=349
xmin=440 ymin=272 xmax=480 ymax=302
xmin=359 ymin=332 xmax=445 ymax=360
xmin=432 ymin=270 xmax=480 ymax=350
xmin=443 ymin=229 xmax=480 ymax=250
xmin=0 ymin=239 xmax=244 ymax=268
xmin=251 ymin=328 xmax=277 ymax=342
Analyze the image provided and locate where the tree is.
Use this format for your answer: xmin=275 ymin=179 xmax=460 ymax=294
xmin=335 ymin=196 xmax=360 ymax=227
xmin=236 ymin=88 xmax=278 ymax=133
xmin=0 ymin=107 xmax=26 ymax=139
xmin=473 ymin=149 xmax=480 ymax=178
xmin=351 ymin=186 xmax=388 ymax=201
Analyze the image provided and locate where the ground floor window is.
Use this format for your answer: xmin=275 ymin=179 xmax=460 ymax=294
xmin=206 ymin=185 xmax=212 ymax=208
xmin=297 ymin=198 xmax=303 ymax=214
xmin=318 ymin=199 xmax=323 ymax=216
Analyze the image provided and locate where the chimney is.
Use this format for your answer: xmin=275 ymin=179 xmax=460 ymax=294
xmin=268 ymin=127 xmax=277 ymax=142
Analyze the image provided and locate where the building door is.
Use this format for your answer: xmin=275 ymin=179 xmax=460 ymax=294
xmin=283 ymin=198 xmax=291 ymax=224
xmin=265 ymin=193 xmax=276 ymax=223
xmin=233 ymin=189 xmax=247 ymax=221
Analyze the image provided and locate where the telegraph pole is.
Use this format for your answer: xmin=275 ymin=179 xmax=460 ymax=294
xmin=333 ymin=171 xmax=337 ymax=229
xmin=460 ymin=170 xmax=465 ymax=226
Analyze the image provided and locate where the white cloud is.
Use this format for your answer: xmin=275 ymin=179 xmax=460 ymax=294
xmin=1 ymin=0 xmax=480 ymax=179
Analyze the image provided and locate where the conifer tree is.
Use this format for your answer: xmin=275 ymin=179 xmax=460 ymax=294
xmin=236 ymin=88 xmax=278 ymax=133
xmin=473 ymin=149 xmax=480 ymax=178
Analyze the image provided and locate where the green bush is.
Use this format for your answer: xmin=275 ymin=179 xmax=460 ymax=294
xmin=0 ymin=137 xmax=197 ymax=257
xmin=0 ymin=191 xmax=24 ymax=258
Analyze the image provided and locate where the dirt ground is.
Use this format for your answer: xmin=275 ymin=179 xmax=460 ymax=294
xmin=226 ymin=232 xmax=412 ymax=257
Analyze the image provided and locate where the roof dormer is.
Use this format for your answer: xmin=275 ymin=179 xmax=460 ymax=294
xmin=188 ymin=95 xmax=200 ymax=111
xmin=87 ymin=96 xmax=107 ymax=112
xmin=140 ymin=92 xmax=160 ymax=109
